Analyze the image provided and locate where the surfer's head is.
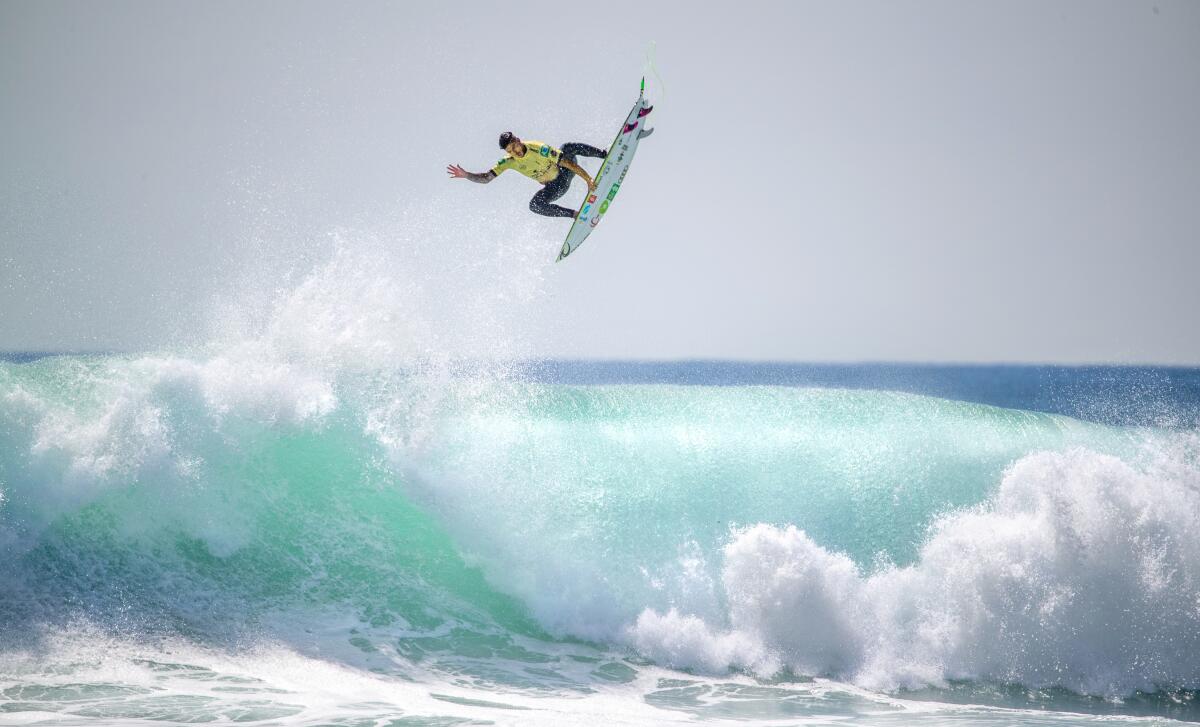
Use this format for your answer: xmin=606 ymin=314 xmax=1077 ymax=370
xmin=499 ymin=131 xmax=525 ymax=157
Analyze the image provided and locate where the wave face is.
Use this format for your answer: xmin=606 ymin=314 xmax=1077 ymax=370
xmin=3 ymin=245 xmax=1200 ymax=722
xmin=3 ymin=348 xmax=1199 ymax=713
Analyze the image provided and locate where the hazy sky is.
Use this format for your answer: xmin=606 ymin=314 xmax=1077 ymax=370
xmin=2 ymin=1 xmax=1198 ymax=363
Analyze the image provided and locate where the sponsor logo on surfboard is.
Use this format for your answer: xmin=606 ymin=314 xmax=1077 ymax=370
xmin=556 ymin=81 xmax=651 ymax=262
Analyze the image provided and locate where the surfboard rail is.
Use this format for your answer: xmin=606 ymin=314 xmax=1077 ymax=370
xmin=556 ymin=79 xmax=653 ymax=262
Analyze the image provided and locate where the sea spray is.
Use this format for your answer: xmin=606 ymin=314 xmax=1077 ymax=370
xmin=3 ymin=233 xmax=1200 ymax=722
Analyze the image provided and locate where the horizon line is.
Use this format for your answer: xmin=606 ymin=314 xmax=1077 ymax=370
xmin=2 ymin=351 xmax=1199 ymax=370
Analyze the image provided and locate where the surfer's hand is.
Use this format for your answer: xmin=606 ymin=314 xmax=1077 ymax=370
xmin=587 ymin=179 xmax=597 ymax=193
xmin=446 ymin=164 xmax=469 ymax=179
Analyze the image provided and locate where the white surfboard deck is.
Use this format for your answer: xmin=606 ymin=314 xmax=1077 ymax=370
xmin=556 ymin=80 xmax=654 ymax=262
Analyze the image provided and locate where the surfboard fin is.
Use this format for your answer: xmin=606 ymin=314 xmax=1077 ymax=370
xmin=638 ymin=127 xmax=655 ymax=140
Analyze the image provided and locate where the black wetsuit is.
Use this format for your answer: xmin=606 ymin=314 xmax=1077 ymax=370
xmin=529 ymin=143 xmax=607 ymax=218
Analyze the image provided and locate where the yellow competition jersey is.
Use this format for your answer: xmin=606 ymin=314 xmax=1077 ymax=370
xmin=491 ymin=141 xmax=562 ymax=183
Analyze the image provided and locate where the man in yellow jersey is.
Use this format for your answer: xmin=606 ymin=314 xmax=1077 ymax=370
xmin=447 ymin=132 xmax=607 ymax=218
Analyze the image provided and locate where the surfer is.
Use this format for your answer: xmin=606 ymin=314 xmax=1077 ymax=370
xmin=447 ymin=132 xmax=607 ymax=219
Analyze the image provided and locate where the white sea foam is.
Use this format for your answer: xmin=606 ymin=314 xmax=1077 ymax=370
xmin=0 ymin=351 xmax=337 ymax=541
xmin=629 ymin=442 xmax=1200 ymax=696
xmin=0 ymin=622 xmax=729 ymax=727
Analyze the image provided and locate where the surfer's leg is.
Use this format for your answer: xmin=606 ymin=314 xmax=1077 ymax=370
xmin=529 ymin=174 xmax=576 ymax=218
xmin=561 ymin=142 xmax=606 ymax=159
xmin=529 ymin=192 xmax=576 ymax=218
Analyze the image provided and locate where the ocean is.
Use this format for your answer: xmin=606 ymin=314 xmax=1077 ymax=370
xmin=2 ymin=352 xmax=1199 ymax=726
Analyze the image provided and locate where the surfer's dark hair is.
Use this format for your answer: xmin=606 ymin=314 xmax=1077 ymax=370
xmin=498 ymin=131 xmax=516 ymax=149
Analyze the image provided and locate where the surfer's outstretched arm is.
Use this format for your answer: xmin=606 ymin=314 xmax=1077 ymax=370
xmin=446 ymin=164 xmax=496 ymax=184
xmin=559 ymin=159 xmax=595 ymax=192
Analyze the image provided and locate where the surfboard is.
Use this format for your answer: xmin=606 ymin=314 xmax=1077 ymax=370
xmin=556 ymin=79 xmax=654 ymax=262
